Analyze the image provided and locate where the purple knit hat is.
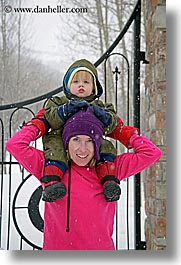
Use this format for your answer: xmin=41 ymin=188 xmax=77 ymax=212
xmin=62 ymin=107 xmax=104 ymax=160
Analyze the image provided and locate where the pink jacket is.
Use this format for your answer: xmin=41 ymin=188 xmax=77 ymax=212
xmin=6 ymin=125 xmax=162 ymax=250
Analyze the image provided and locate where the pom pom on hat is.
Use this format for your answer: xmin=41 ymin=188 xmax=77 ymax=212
xmin=62 ymin=107 xmax=104 ymax=160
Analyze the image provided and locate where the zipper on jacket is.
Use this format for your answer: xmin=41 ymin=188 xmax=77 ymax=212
xmin=66 ymin=161 xmax=71 ymax=232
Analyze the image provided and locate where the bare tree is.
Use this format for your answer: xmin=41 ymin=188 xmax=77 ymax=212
xmin=0 ymin=0 xmax=10 ymax=102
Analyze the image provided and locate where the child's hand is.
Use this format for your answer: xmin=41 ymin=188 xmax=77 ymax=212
xmin=57 ymin=99 xmax=89 ymax=122
xmin=92 ymin=105 xmax=112 ymax=128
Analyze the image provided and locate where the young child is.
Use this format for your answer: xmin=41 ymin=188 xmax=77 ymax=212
xmin=24 ymin=59 xmax=139 ymax=202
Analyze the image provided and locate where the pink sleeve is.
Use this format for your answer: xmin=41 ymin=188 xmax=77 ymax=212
xmin=115 ymin=134 xmax=162 ymax=181
xmin=6 ymin=125 xmax=45 ymax=181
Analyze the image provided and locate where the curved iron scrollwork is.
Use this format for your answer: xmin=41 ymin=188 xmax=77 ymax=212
xmin=28 ymin=186 xmax=44 ymax=233
xmin=12 ymin=174 xmax=43 ymax=250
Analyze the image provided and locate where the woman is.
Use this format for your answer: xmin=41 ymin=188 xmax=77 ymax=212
xmin=6 ymin=107 xmax=162 ymax=250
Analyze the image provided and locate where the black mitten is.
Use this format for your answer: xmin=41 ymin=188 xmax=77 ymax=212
xmin=57 ymin=99 xmax=89 ymax=122
xmin=92 ymin=105 xmax=112 ymax=128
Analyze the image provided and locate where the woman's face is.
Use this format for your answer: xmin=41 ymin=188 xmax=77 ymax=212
xmin=68 ymin=135 xmax=94 ymax=166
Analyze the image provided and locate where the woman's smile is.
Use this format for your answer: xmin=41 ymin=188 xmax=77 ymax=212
xmin=77 ymin=154 xmax=89 ymax=159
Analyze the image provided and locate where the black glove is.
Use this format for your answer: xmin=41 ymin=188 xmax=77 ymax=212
xmin=57 ymin=99 xmax=89 ymax=122
xmin=92 ymin=105 xmax=112 ymax=128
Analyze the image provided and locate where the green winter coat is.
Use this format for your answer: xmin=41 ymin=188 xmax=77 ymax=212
xmin=43 ymin=95 xmax=117 ymax=164
xmin=42 ymin=59 xmax=117 ymax=165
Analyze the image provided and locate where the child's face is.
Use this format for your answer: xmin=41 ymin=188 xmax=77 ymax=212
xmin=69 ymin=71 xmax=94 ymax=98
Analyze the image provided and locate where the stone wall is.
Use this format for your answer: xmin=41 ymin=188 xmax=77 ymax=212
xmin=143 ymin=0 xmax=166 ymax=250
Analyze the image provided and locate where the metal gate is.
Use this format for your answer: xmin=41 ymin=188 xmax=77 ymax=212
xmin=0 ymin=0 xmax=147 ymax=250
